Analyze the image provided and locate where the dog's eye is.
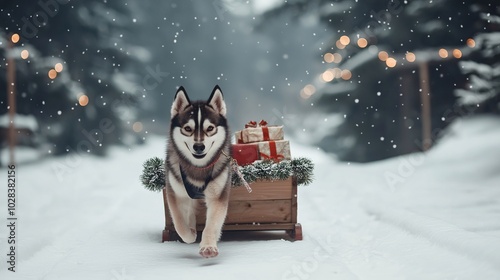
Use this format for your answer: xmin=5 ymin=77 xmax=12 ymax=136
xmin=184 ymin=126 xmax=192 ymax=132
xmin=207 ymin=126 xmax=214 ymax=132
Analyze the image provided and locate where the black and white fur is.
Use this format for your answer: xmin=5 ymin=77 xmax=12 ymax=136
xmin=165 ymin=85 xmax=231 ymax=258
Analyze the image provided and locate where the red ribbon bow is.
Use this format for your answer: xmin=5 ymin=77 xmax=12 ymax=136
xmin=239 ymin=120 xmax=271 ymax=143
xmin=245 ymin=120 xmax=268 ymax=128
xmin=259 ymin=141 xmax=285 ymax=162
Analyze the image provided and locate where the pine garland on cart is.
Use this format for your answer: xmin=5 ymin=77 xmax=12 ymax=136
xmin=141 ymin=157 xmax=314 ymax=192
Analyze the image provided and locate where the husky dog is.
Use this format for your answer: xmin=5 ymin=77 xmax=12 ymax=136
xmin=165 ymin=85 xmax=231 ymax=258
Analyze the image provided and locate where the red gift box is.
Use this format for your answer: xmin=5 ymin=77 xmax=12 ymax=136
xmin=231 ymin=140 xmax=291 ymax=166
xmin=232 ymin=144 xmax=259 ymax=166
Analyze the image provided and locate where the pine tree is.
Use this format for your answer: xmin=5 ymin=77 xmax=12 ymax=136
xmin=0 ymin=0 xmax=145 ymax=155
xmin=262 ymin=0 xmax=494 ymax=162
xmin=455 ymin=3 xmax=500 ymax=113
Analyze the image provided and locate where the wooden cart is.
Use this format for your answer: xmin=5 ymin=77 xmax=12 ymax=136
xmin=162 ymin=176 xmax=303 ymax=242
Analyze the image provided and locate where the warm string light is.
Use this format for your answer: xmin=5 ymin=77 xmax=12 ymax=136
xmin=452 ymin=49 xmax=462 ymax=59
xmin=333 ymin=53 xmax=342 ymax=63
xmin=78 ymin=94 xmax=89 ymax=106
xmin=406 ymin=52 xmax=416 ymax=62
xmin=132 ymin=122 xmax=143 ymax=132
xmin=330 ymin=35 xmax=470 ymax=75
xmin=324 ymin=53 xmax=342 ymax=64
xmin=438 ymin=48 xmax=448 ymax=58
xmin=324 ymin=53 xmax=334 ymax=63
xmin=334 ymin=35 xmax=369 ymax=51
xmin=300 ymin=84 xmax=316 ymax=99
xmin=48 ymin=69 xmax=57 ymax=79
xmin=321 ymin=68 xmax=352 ymax=82
xmin=376 ymin=47 xmax=464 ymax=68
xmin=332 ymin=68 xmax=342 ymax=79
xmin=54 ymin=63 xmax=63 ymax=72
xmin=47 ymin=63 xmax=64 ymax=79
xmin=378 ymin=51 xmax=389 ymax=61
xmin=466 ymin=38 xmax=475 ymax=48
xmin=11 ymin=33 xmax=20 ymax=43
xmin=336 ymin=40 xmax=346 ymax=49
xmin=340 ymin=69 xmax=352 ymax=80
xmin=339 ymin=35 xmax=350 ymax=46
xmin=357 ymin=38 xmax=368 ymax=48
xmin=321 ymin=69 xmax=334 ymax=82
xmin=386 ymin=57 xmax=397 ymax=68
xmin=20 ymin=50 xmax=29 ymax=59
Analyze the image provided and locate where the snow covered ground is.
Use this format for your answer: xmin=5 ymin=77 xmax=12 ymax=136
xmin=1 ymin=115 xmax=500 ymax=280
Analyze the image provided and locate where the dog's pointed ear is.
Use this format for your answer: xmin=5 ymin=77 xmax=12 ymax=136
xmin=171 ymin=86 xmax=191 ymax=118
xmin=207 ymin=85 xmax=226 ymax=117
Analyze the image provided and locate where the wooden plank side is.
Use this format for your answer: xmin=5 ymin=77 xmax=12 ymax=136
xmin=222 ymin=223 xmax=297 ymax=231
xmin=226 ymin=200 xmax=292 ymax=224
xmin=196 ymin=199 xmax=292 ymax=224
xmin=173 ymin=223 xmax=298 ymax=232
xmin=230 ymin=178 xmax=293 ymax=201
xmin=163 ymin=178 xmax=297 ymax=235
xmin=291 ymin=176 xmax=298 ymax=224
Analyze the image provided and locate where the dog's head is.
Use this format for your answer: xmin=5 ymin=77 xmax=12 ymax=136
xmin=170 ymin=85 xmax=228 ymax=167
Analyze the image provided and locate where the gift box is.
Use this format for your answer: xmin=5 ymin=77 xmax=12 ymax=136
xmin=232 ymin=140 xmax=291 ymax=166
xmin=257 ymin=140 xmax=291 ymax=162
xmin=232 ymin=144 xmax=259 ymax=166
xmin=236 ymin=120 xmax=284 ymax=144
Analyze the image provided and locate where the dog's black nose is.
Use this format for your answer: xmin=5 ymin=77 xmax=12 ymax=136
xmin=193 ymin=143 xmax=205 ymax=154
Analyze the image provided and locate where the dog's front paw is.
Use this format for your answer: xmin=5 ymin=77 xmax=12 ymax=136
xmin=199 ymin=246 xmax=218 ymax=258
xmin=179 ymin=228 xmax=197 ymax=244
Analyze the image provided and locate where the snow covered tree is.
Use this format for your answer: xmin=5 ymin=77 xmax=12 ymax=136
xmin=262 ymin=0 xmax=495 ymax=162
xmin=0 ymin=0 xmax=146 ymax=155
xmin=455 ymin=3 xmax=500 ymax=114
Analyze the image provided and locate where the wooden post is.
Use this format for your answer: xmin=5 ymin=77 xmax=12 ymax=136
xmin=419 ymin=62 xmax=432 ymax=151
xmin=7 ymin=38 xmax=17 ymax=165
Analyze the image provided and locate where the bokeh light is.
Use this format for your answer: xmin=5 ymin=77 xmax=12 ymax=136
xmin=11 ymin=33 xmax=20 ymax=43
xmin=378 ymin=51 xmax=389 ymax=61
xmin=357 ymin=38 xmax=368 ymax=48
xmin=333 ymin=53 xmax=342 ymax=63
xmin=406 ymin=52 xmax=416 ymax=62
xmin=339 ymin=35 xmax=350 ymax=46
xmin=466 ymin=38 xmax=475 ymax=48
xmin=324 ymin=52 xmax=334 ymax=63
xmin=20 ymin=50 xmax=29 ymax=59
xmin=79 ymin=95 xmax=89 ymax=106
xmin=48 ymin=69 xmax=58 ymax=79
xmin=386 ymin=57 xmax=397 ymax=68
xmin=321 ymin=69 xmax=335 ymax=82
xmin=300 ymin=84 xmax=316 ymax=99
xmin=133 ymin=122 xmax=143 ymax=132
xmin=438 ymin=48 xmax=448 ymax=58
xmin=55 ymin=63 xmax=64 ymax=72
xmin=452 ymin=49 xmax=462 ymax=59
xmin=341 ymin=69 xmax=352 ymax=80
xmin=336 ymin=40 xmax=346 ymax=49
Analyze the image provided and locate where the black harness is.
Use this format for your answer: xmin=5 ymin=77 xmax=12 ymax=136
xmin=179 ymin=167 xmax=212 ymax=199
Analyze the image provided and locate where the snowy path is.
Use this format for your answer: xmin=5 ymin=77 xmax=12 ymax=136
xmin=1 ymin=116 xmax=500 ymax=280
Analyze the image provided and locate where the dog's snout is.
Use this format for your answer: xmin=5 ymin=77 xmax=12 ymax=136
xmin=193 ymin=143 xmax=205 ymax=154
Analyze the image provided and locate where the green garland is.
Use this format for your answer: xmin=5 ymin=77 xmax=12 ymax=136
xmin=140 ymin=157 xmax=314 ymax=192
xmin=140 ymin=157 xmax=166 ymax=192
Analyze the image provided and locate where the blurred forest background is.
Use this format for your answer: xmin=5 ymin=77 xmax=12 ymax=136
xmin=0 ymin=0 xmax=499 ymax=164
